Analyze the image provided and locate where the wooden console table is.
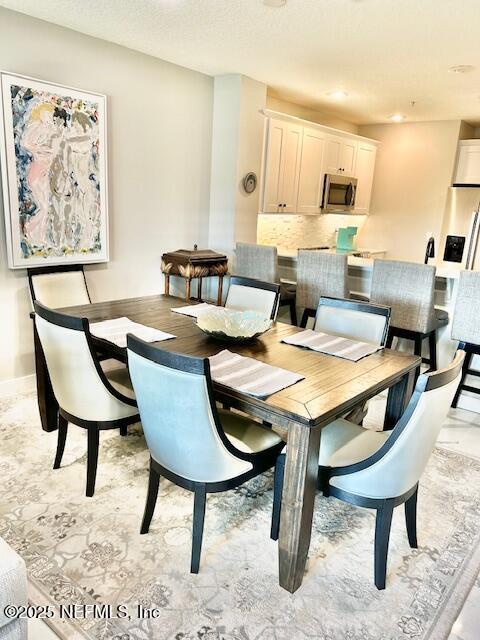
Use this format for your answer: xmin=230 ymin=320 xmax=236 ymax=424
xmin=161 ymin=248 xmax=228 ymax=305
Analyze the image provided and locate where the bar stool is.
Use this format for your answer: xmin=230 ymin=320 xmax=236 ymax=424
xmin=296 ymin=251 xmax=349 ymax=328
xmin=370 ymin=260 xmax=444 ymax=370
xmin=234 ymin=242 xmax=296 ymax=324
xmin=451 ymin=270 xmax=480 ymax=407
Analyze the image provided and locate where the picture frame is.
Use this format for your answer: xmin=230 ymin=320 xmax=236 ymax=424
xmin=0 ymin=71 xmax=109 ymax=269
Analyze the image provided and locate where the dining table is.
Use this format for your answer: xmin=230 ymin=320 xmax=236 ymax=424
xmin=31 ymin=294 xmax=420 ymax=594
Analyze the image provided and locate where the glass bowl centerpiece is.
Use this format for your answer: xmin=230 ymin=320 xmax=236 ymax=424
xmin=196 ymin=307 xmax=272 ymax=343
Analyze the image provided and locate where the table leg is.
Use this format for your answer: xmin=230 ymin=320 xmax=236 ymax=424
xmin=185 ymin=278 xmax=192 ymax=302
xmin=33 ymin=323 xmax=59 ymax=432
xmin=164 ymin=273 xmax=170 ymax=296
xmin=279 ymin=423 xmax=321 ymax=593
xmin=384 ymin=369 xmax=417 ymax=430
xmin=217 ymin=275 xmax=224 ymax=306
xmin=197 ymin=278 xmax=203 ymax=302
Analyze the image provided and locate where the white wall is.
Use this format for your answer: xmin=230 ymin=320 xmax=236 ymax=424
xmin=266 ymin=95 xmax=359 ymax=135
xmin=356 ymin=120 xmax=462 ymax=262
xmin=0 ymin=8 xmax=213 ymax=387
xmin=209 ymin=75 xmax=266 ymax=256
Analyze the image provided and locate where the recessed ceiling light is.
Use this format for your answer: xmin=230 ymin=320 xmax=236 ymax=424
xmin=263 ymin=0 xmax=287 ymax=6
xmin=327 ymin=90 xmax=348 ymax=99
xmin=449 ymin=65 xmax=474 ymax=74
xmin=389 ymin=114 xmax=405 ymax=122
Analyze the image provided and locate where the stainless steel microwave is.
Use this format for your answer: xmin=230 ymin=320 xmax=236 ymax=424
xmin=321 ymin=174 xmax=357 ymax=212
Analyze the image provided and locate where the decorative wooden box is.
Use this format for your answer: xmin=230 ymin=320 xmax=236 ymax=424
xmin=161 ymin=247 xmax=228 ymax=304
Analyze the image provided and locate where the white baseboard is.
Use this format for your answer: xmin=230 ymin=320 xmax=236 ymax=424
xmin=0 ymin=373 xmax=36 ymax=398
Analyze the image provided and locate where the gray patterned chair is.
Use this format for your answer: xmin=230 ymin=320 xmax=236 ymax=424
xmin=451 ymin=270 xmax=480 ymax=407
xmin=234 ymin=242 xmax=297 ymax=324
xmin=0 ymin=537 xmax=27 ymax=640
xmin=370 ymin=259 xmax=447 ymax=371
xmin=296 ymin=251 xmax=349 ymax=328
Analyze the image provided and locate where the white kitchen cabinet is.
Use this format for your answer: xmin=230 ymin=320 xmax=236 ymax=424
xmin=323 ymin=136 xmax=357 ymax=176
xmin=261 ymin=111 xmax=377 ymax=215
xmin=262 ymin=118 xmax=302 ymax=213
xmin=454 ymin=140 xmax=480 ymax=186
xmin=296 ymin=127 xmax=325 ymax=214
xmin=353 ymin=141 xmax=377 ymax=214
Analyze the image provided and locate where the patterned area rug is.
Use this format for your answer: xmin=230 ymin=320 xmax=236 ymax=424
xmin=1 ymin=392 xmax=480 ymax=640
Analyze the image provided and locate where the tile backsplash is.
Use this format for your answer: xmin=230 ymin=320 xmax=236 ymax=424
xmin=257 ymin=214 xmax=367 ymax=250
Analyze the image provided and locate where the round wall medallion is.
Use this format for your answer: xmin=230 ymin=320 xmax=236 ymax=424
xmin=243 ymin=172 xmax=257 ymax=194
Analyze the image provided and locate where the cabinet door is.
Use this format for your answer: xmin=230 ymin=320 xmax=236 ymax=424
xmin=353 ymin=142 xmax=377 ymax=214
xmin=454 ymin=143 xmax=480 ymax=185
xmin=279 ymin=122 xmax=303 ymax=213
xmin=262 ymin=119 xmax=285 ymax=212
xmin=296 ymin=127 xmax=325 ymax=214
xmin=323 ymin=136 xmax=342 ymax=175
xmin=341 ymin=140 xmax=358 ymax=176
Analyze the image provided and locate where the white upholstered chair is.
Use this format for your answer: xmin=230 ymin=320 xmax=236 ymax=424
xmin=34 ymin=302 xmax=139 ymax=497
xmin=127 ymin=335 xmax=284 ymax=573
xmin=225 ymin=276 xmax=281 ymax=320
xmin=271 ymin=350 xmax=464 ymax=589
xmin=28 ymin=264 xmax=91 ymax=308
xmin=234 ymin=242 xmax=297 ymax=324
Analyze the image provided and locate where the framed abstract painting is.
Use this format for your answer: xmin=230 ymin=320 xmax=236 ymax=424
xmin=0 ymin=71 xmax=108 ymax=268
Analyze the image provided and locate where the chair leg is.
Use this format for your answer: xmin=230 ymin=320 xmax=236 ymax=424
xmin=53 ymin=414 xmax=68 ymax=469
xmin=299 ymin=309 xmax=309 ymax=328
xmin=413 ymin=335 xmax=423 ymax=357
xmin=452 ymin=349 xmax=472 ymax=408
xmin=120 ymin=425 xmax=128 ymax=437
xmin=289 ymin=300 xmax=298 ymax=326
xmin=428 ymin=331 xmax=437 ymax=372
xmin=86 ymin=427 xmax=100 ymax=498
xmin=271 ymin=454 xmax=285 ymax=541
xmin=191 ymin=484 xmax=207 ymax=573
xmin=374 ymin=500 xmax=395 ymax=590
xmin=405 ymin=487 xmax=418 ymax=549
xmin=140 ymin=464 xmax=161 ymax=534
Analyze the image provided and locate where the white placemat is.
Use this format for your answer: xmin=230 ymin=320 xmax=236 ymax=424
xmin=209 ymin=349 xmax=304 ymax=398
xmin=282 ymin=329 xmax=382 ymax=362
xmin=171 ymin=302 xmax=216 ymax=318
xmin=90 ymin=317 xmax=175 ymax=348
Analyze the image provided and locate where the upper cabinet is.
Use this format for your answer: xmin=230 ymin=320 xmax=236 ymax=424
xmin=454 ymin=140 xmax=480 ymax=186
xmin=297 ymin=127 xmax=326 ymax=214
xmin=262 ymin=119 xmax=302 ymax=213
xmin=353 ymin=141 xmax=377 ymax=214
xmin=260 ymin=113 xmax=378 ymax=215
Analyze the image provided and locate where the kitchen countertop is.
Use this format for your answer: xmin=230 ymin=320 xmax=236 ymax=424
xmin=277 ymin=248 xmax=461 ymax=280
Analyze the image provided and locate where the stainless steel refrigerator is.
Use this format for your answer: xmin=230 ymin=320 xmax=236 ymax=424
xmin=439 ymin=188 xmax=480 ymax=271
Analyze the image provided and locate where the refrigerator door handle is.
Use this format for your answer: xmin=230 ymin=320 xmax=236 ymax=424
xmin=465 ymin=210 xmax=480 ymax=270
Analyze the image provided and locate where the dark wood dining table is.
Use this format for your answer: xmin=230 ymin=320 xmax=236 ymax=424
xmin=32 ymin=294 xmax=420 ymax=593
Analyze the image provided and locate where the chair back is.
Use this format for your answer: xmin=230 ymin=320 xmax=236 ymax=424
xmin=331 ymin=351 xmax=465 ymax=499
xmin=234 ymin=242 xmax=279 ymax=283
xmin=127 ymin=336 xmax=252 ymax=483
xmin=451 ymin=270 xmax=480 ymax=346
xmin=370 ymin=259 xmax=436 ymax=334
xmin=28 ymin=265 xmax=91 ymax=309
xmin=314 ymin=297 xmax=390 ymax=346
xmin=225 ymin=276 xmax=280 ymax=320
xmin=296 ymin=251 xmax=349 ymax=310
xmin=34 ymin=303 xmax=134 ymax=422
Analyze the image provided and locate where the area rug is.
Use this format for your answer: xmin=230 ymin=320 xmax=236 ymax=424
xmin=1 ymin=392 xmax=479 ymax=640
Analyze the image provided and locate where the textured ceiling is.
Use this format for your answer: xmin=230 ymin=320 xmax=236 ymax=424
xmin=1 ymin=0 xmax=480 ymax=125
